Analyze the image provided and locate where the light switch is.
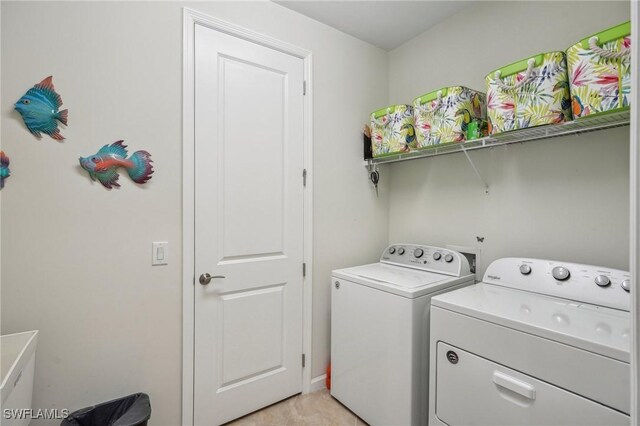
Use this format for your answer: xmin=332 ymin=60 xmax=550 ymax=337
xmin=152 ymin=242 xmax=168 ymax=266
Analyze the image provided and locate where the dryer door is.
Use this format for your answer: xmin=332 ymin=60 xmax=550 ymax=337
xmin=435 ymin=342 xmax=628 ymax=426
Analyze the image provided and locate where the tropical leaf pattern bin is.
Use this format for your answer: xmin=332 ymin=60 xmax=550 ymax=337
xmin=486 ymin=52 xmax=572 ymax=135
xmin=567 ymin=21 xmax=630 ymax=119
xmin=370 ymin=105 xmax=415 ymax=157
xmin=413 ymin=86 xmax=486 ymax=147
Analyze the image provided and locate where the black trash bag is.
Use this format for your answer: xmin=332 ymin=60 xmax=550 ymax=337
xmin=61 ymin=393 xmax=151 ymax=426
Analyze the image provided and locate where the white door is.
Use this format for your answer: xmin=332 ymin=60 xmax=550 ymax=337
xmin=194 ymin=24 xmax=305 ymax=425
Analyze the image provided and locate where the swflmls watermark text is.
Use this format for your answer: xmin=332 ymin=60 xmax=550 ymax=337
xmin=3 ymin=408 xmax=69 ymax=420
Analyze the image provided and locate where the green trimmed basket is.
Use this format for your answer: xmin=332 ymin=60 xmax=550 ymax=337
xmin=370 ymin=105 xmax=415 ymax=158
xmin=485 ymin=52 xmax=572 ymax=135
xmin=412 ymin=86 xmax=486 ymax=147
xmin=566 ymin=21 xmax=630 ymax=119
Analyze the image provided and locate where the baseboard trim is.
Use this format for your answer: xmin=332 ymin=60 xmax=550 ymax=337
xmin=309 ymin=374 xmax=327 ymax=393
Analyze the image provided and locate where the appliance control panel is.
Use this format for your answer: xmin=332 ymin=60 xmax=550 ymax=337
xmin=381 ymin=244 xmax=471 ymax=277
xmin=483 ymin=258 xmax=631 ymax=311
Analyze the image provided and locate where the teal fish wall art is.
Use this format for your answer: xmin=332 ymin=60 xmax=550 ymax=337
xmin=79 ymin=140 xmax=154 ymax=189
xmin=0 ymin=151 xmax=10 ymax=189
xmin=15 ymin=76 xmax=68 ymax=141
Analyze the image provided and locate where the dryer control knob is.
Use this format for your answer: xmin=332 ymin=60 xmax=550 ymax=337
xmin=622 ymin=279 xmax=631 ymax=292
xmin=397 ymin=248 xmax=405 ymax=255
xmin=520 ymin=264 xmax=532 ymax=275
xmin=444 ymin=254 xmax=454 ymax=263
xmin=595 ymin=275 xmax=611 ymax=287
xmin=388 ymin=247 xmax=396 ymax=254
xmin=552 ymin=266 xmax=570 ymax=281
xmin=414 ymin=248 xmax=424 ymax=258
xmin=433 ymin=252 xmax=442 ymax=261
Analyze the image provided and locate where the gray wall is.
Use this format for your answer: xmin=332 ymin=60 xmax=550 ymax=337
xmin=387 ymin=1 xmax=631 ymax=276
xmin=0 ymin=2 xmax=389 ymax=424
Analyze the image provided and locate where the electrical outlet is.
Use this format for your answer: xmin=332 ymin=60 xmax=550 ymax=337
xmin=447 ymin=244 xmax=480 ymax=276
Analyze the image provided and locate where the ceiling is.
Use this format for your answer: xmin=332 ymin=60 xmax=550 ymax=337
xmin=274 ymin=1 xmax=474 ymax=51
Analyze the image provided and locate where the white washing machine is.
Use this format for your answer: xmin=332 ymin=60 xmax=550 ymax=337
xmin=429 ymin=257 xmax=631 ymax=426
xmin=331 ymin=244 xmax=474 ymax=426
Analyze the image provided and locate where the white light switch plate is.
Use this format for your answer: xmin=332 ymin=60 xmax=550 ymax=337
xmin=152 ymin=242 xmax=168 ymax=266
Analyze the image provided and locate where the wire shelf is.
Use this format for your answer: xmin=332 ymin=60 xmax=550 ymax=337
xmin=365 ymin=110 xmax=630 ymax=166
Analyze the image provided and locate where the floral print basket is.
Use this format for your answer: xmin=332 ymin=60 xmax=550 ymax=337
xmin=485 ymin=52 xmax=572 ymax=135
xmin=413 ymin=86 xmax=486 ymax=147
xmin=370 ymin=105 xmax=415 ymax=158
xmin=566 ymin=21 xmax=630 ymax=119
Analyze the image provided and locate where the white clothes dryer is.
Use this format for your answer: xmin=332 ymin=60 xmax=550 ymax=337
xmin=429 ymin=257 xmax=631 ymax=426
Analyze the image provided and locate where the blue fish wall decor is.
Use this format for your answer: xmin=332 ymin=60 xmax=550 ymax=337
xmin=79 ymin=141 xmax=154 ymax=189
xmin=15 ymin=76 xmax=68 ymax=141
xmin=0 ymin=151 xmax=10 ymax=189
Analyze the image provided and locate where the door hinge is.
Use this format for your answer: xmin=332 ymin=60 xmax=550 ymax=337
xmin=303 ymin=169 xmax=307 ymax=187
xmin=302 ymin=353 xmax=306 ymax=368
xmin=303 ymin=262 xmax=306 ymax=277
xmin=303 ymin=80 xmax=307 ymax=96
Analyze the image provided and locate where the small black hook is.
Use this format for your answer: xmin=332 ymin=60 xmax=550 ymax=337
xmin=370 ymin=170 xmax=379 ymax=186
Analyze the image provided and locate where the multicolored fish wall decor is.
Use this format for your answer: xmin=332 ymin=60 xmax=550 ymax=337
xmin=0 ymin=151 xmax=10 ymax=189
xmin=79 ymin=141 xmax=154 ymax=189
xmin=15 ymin=76 xmax=68 ymax=141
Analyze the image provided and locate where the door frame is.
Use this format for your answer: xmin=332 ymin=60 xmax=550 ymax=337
xmin=631 ymin=1 xmax=639 ymax=423
xmin=182 ymin=8 xmax=314 ymax=425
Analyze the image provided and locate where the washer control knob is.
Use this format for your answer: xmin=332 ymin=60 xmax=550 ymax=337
xmin=621 ymin=279 xmax=631 ymax=292
xmin=397 ymin=248 xmax=405 ymax=255
xmin=552 ymin=266 xmax=570 ymax=281
xmin=414 ymin=248 xmax=424 ymax=258
xmin=388 ymin=247 xmax=396 ymax=254
xmin=519 ymin=264 xmax=532 ymax=275
xmin=595 ymin=275 xmax=611 ymax=287
xmin=433 ymin=252 xmax=442 ymax=261
xmin=444 ymin=254 xmax=454 ymax=263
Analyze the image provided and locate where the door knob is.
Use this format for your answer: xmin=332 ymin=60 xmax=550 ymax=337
xmin=199 ymin=273 xmax=225 ymax=285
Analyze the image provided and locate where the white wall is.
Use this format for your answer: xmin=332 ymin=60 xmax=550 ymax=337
xmin=387 ymin=1 xmax=631 ymax=276
xmin=0 ymin=1 xmax=389 ymax=424
xmin=3 ymin=1 xmax=631 ymax=424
